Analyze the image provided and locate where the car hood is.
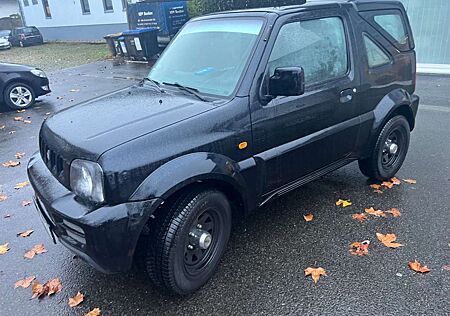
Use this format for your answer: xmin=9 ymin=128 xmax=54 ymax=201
xmin=40 ymin=86 xmax=217 ymax=162
xmin=0 ymin=62 xmax=34 ymax=72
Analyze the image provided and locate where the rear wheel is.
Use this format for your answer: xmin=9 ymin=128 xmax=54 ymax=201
xmin=146 ymin=189 xmax=232 ymax=295
xmin=359 ymin=115 xmax=410 ymax=181
xmin=3 ymin=82 xmax=36 ymax=110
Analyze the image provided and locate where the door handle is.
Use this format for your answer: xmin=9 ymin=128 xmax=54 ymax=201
xmin=340 ymin=88 xmax=357 ymax=103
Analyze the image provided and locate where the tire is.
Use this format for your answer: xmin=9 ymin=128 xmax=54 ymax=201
xmin=3 ymin=82 xmax=36 ymax=110
xmin=146 ymin=188 xmax=232 ymax=295
xmin=359 ymin=115 xmax=410 ymax=181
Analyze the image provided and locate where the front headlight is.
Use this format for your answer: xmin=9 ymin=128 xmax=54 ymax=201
xmin=30 ymin=68 xmax=47 ymax=78
xmin=70 ymin=159 xmax=105 ymax=203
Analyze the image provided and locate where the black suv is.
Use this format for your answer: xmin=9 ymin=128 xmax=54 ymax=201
xmin=10 ymin=26 xmax=44 ymax=47
xmin=28 ymin=0 xmax=419 ymax=295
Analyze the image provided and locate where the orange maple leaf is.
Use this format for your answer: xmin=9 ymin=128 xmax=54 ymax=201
xmin=382 ymin=181 xmax=394 ymax=189
xmin=15 ymin=276 xmax=36 ymax=289
xmin=387 ymin=208 xmax=401 ymax=217
xmin=365 ymin=207 xmax=386 ymax=217
xmin=408 ymin=260 xmax=431 ymax=273
xmin=68 ymin=292 xmax=84 ymax=308
xmin=31 ymin=281 xmax=46 ymax=299
xmin=14 ymin=181 xmax=30 ymax=190
xmin=376 ymin=233 xmax=403 ymax=248
xmin=46 ymin=278 xmax=62 ymax=296
xmin=0 ymin=243 xmax=10 ymax=255
xmin=85 ymin=308 xmax=101 ymax=316
xmin=0 ymin=194 xmax=7 ymax=202
xmin=13 ymin=116 xmax=24 ymax=121
xmin=24 ymin=244 xmax=47 ymax=259
xmin=404 ymin=179 xmax=417 ymax=184
xmin=370 ymin=184 xmax=381 ymax=190
xmin=304 ymin=267 xmax=327 ymax=283
xmin=2 ymin=160 xmax=20 ymax=167
xmin=303 ymin=213 xmax=314 ymax=222
xmin=352 ymin=213 xmax=368 ymax=222
xmin=349 ymin=241 xmax=370 ymax=256
xmin=391 ymin=177 xmax=401 ymax=185
xmin=15 ymin=152 xmax=25 ymax=159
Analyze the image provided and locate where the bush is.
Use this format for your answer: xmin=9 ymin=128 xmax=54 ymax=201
xmin=188 ymin=0 xmax=306 ymax=17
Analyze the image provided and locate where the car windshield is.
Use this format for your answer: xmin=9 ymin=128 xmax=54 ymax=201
xmin=0 ymin=30 xmax=10 ymax=37
xmin=148 ymin=19 xmax=264 ymax=97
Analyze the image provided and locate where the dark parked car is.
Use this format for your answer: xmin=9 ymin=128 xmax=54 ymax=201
xmin=0 ymin=63 xmax=50 ymax=110
xmin=28 ymin=0 xmax=419 ymax=295
xmin=9 ymin=26 xmax=44 ymax=47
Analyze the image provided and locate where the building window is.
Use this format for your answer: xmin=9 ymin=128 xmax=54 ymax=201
xmin=42 ymin=0 xmax=52 ymax=18
xmin=364 ymin=35 xmax=391 ymax=68
xmin=103 ymin=0 xmax=114 ymax=12
xmin=32 ymin=0 xmax=38 ymax=4
xmin=122 ymin=0 xmax=128 ymax=11
xmin=80 ymin=0 xmax=91 ymax=14
xmin=23 ymin=0 xmax=29 ymax=6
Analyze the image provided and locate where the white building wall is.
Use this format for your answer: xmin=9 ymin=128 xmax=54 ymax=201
xmin=0 ymin=0 xmax=20 ymax=17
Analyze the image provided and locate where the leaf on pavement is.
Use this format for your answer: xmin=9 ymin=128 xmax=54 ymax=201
xmin=14 ymin=116 xmax=24 ymax=121
xmin=382 ymin=181 xmax=394 ymax=189
xmin=17 ymin=229 xmax=34 ymax=237
xmin=304 ymin=267 xmax=327 ymax=283
xmin=349 ymin=240 xmax=370 ymax=256
xmin=391 ymin=177 xmax=401 ymax=185
xmin=336 ymin=199 xmax=352 ymax=207
xmin=408 ymin=260 xmax=431 ymax=273
xmin=14 ymin=181 xmax=30 ymax=190
xmin=69 ymin=292 xmax=84 ymax=307
xmin=15 ymin=276 xmax=36 ymax=289
xmin=303 ymin=213 xmax=314 ymax=222
xmin=17 ymin=109 xmax=26 ymax=113
xmin=376 ymin=233 xmax=403 ymax=248
xmin=46 ymin=278 xmax=62 ymax=296
xmin=404 ymin=179 xmax=417 ymax=184
xmin=22 ymin=200 xmax=32 ymax=207
xmin=386 ymin=208 xmax=401 ymax=217
xmin=365 ymin=207 xmax=386 ymax=217
xmin=0 ymin=243 xmax=10 ymax=254
xmin=352 ymin=213 xmax=368 ymax=222
xmin=15 ymin=152 xmax=25 ymax=159
xmin=24 ymin=244 xmax=47 ymax=259
xmin=370 ymin=184 xmax=381 ymax=190
xmin=2 ymin=160 xmax=20 ymax=167
xmin=0 ymin=194 xmax=7 ymax=202
xmin=85 ymin=308 xmax=101 ymax=316
xmin=31 ymin=281 xmax=46 ymax=299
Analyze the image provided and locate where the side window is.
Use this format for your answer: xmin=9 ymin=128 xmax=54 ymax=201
xmin=374 ymin=13 xmax=407 ymax=45
xmin=364 ymin=35 xmax=391 ymax=68
xmin=268 ymin=17 xmax=348 ymax=86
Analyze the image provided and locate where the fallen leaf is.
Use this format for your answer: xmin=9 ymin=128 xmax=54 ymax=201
xmin=391 ymin=177 xmax=401 ymax=185
xmin=15 ymin=152 xmax=25 ymax=159
xmin=382 ymin=181 xmax=394 ymax=189
xmin=31 ymin=281 xmax=46 ymax=299
xmin=85 ymin=308 xmax=101 ymax=316
xmin=17 ymin=109 xmax=26 ymax=113
xmin=303 ymin=213 xmax=314 ymax=222
xmin=17 ymin=229 xmax=34 ymax=237
xmin=387 ymin=208 xmax=401 ymax=217
xmin=365 ymin=207 xmax=386 ymax=217
xmin=68 ymin=292 xmax=84 ymax=307
xmin=408 ymin=260 xmax=431 ymax=273
xmin=370 ymin=184 xmax=381 ymax=190
xmin=24 ymin=244 xmax=47 ymax=259
xmin=0 ymin=194 xmax=7 ymax=202
xmin=23 ymin=119 xmax=32 ymax=124
xmin=349 ymin=240 xmax=370 ymax=256
xmin=14 ymin=116 xmax=24 ymax=121
xmin=15 ymin=181 xmax=30 ymax=189
xmin=0 ymin=243 xmax=10 ymax=254
xmin=336 ymin=199 xmax=352 ymax=207
xmin=15 ymin=276 xmax=36 ymax=289
xmin=46 ymin=278 xmax=62 ymax=296
xmin=376 ymin=233 xmax=403 ymax=248
xmin=404 ymin=179 xmax=417 ymax=184
xmin=22 ymin=200 xmax=32 ymax=207
xmin=352 ymin=213 xmax=368 ymax=222
xmin=304 ymin=267 xmax=327 ymax=283
xmin=2 ymin=160 xmax=20 ymax=167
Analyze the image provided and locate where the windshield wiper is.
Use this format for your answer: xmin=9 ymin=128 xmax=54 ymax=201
xmin=141 ymin=78 xmax=164 ymax=93
xmin=162 ymin=82 xmax=209 ymax=102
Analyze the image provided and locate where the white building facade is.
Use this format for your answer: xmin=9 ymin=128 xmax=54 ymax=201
xmin=19 ymin=0 xmax=137 ymax=41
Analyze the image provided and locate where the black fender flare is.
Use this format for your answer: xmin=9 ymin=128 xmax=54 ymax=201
xmin=130 ymin=152 xmax=250 ymax=210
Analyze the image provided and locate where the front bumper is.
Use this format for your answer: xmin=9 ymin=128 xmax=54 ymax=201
xmin=27 ymin=153 xmax=163 ymax=273
xmin=32 ymin=77 xmax=51 ymax=97
xmin=0 ymin=43 xmax=11 ymax=50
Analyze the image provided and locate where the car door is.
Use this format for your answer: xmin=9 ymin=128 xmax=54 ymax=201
xmin=250 ymin=8 xmax=361 ymax=194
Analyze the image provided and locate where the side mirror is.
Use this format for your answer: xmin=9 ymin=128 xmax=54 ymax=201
xmin=268 ymin=67 xmax=305 ymax=97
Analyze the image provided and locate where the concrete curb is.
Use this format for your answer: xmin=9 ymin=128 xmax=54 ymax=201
xmin=417 ymin=63 xmax=450 ymax=76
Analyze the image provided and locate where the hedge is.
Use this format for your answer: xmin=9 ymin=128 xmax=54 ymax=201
xmin=188 ymin=0 xmax=306 ymax=17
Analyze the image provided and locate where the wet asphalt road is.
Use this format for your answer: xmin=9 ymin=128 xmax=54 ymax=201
xmin=0 ymin=68 xmax=449 ymax=316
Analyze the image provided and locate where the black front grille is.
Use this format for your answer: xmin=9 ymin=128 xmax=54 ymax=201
xmin=39 ymin=136 xmax=70 ymax=188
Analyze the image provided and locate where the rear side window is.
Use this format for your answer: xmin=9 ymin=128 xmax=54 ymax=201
xmin=374 ymin=14 xmax=407 ymax=45
xmin=364 ymin=35 xmax=391 ymax=68
xmin=268 ymin=17 xmax=348 ymax=86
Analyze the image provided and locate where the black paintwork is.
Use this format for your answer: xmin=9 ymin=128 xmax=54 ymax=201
xmin=28 ymin=0 xmax=419 ymax=273
xmin=9 ymin=26 xmax=44 ymax=47
xmin=0 ymin=63 xmax=50 ymax=103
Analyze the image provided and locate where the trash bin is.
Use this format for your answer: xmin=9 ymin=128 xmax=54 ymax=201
xmin=122 ymin=28 xmax=159 ymax=60
xmin=117 ymin=36 xmax=129 ymax=57
xmin=104 ymin=32 xmax=123 ymax=56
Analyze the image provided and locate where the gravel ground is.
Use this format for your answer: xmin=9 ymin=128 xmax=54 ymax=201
xmin=0 ymin=43 xmax=110 ymax=72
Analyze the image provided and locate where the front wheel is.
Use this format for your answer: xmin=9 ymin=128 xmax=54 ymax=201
xmin=3 ymin=82 xmax=36 ymax=110
xmin=359 ymin=115 xmax=410 ymax=181
xmin=146 ymin=189 xmax=232 ymax=295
